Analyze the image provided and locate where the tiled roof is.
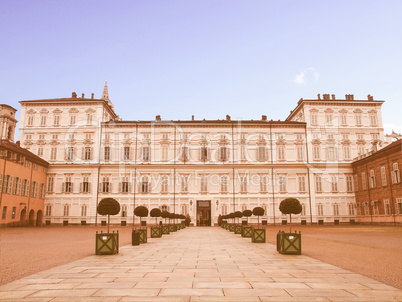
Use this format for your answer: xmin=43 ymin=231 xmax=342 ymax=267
xmin=0 ymin=139 xmax=49 ymax=167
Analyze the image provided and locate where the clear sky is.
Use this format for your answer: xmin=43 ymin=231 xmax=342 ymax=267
xmin=1 ymin=0 xmax=401 ymax=134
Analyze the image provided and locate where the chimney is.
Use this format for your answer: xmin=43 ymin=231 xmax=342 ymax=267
xmin=226 ymin=115 xmax=231 ymax=121
xmin=192 ymin=115 xmax=195 ymax=121
xmin=261 ymin=115 xmax=267 ymax=121
xmin=331 ymin=94 xmax=335 ymax=100
xmin=72 ymin=92 xmax=77 ymax=98
xmin=155 ymin=115 xmax=161 ymax=121
xmin=82 ymin=93 xmax=85 ymax=98
xmin=367 ymin=94 xmax=374 ymax=101
xmin=317 ymin=94 xmax=321 ymax=100
xmin=91 ymin=93 xmax=94 ymax=99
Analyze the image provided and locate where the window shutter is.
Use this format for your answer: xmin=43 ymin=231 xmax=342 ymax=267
xmin=17 ymin=178 xmax=22 ymax=195
xmin=8 ymin=176 xmax=13 ymax=194
xmin=62 ymin=182 xmax=65 ymax=193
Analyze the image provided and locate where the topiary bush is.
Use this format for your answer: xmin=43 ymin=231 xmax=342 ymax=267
xmin=97 ymin=198 xmax=120 ymax=233
xmin=150 ymin=208 xmax=161 ymax=225
xmin=252 ymin=207 xmax=265 ymax=229
xmin=279 ymin=198 xmax=302 ymax=232
xmin=185 ymin=213 xmax=191 ymax=226
xmin=134 ymin=206 xmax=149 ymax=227
xmin=243 ymin=209 xmax=252 ymax=224
xmin=234 ymin=211 xmax=243 ymax=224
xmin=161 ymin=210 xmax=170 ymax=224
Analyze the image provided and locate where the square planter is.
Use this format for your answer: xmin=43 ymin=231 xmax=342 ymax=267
xmin=234 ymin=225 xmax=242 ymax=234
xmin=132 ymin=229 xmax=140 ymax=246
xmin=229 ymin=224 xmax=235 ymax=232
xmin=96 ymin=231 xmax=119 ymax=255
xmin=277 ymin=231 xmax=301 ymax=255
xmin=242 ymin=226 xmax=253 ymax=237
xmin=151 ymin=226 xmax=162 ymax=238
xmin=169 ymin=224 xmax=177 ymax=232
xmin=139 ymin=228 xmax=147 ymax=243
xmin=251 ymin=228 xmax=266 ymax=243
xmin=162 ymin=225 xmax=170 ymax=234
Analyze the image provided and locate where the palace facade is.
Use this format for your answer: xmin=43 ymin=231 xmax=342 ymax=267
xmin=16 ymin=85 xmax=390 ymax=226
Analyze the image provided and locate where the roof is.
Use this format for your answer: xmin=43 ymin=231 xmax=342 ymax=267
xmin=0 ymin=139 xmax=49 ymax=167
xmin=352 ymin=139 xmax=402 ymax=166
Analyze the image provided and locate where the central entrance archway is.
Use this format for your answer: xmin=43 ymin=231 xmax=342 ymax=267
xmin=197 ymin=200 xmax=211 ymax=226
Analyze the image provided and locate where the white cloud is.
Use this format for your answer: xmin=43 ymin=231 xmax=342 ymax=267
xmin=293 ymin=67 xmax=320 ymax=85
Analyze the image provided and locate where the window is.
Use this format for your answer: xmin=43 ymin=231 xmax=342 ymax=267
xmin=277 ymin=146 xmax=285 ymax=160
xmin=346 ymin=175 xmax=353 ymax=192
xmin=63 ymin=204 xmax=70 ymax=217
xmin=317 ymin=204 xmax=323 ymax=216
xmin=370 ymin=113 xmax=377 ymax=126
xmin=278 ymin=175 xmax=286 ymax=192
xmin=354 ymin=175 xmax=358 ymax=191
xmin=161 ymin=205 xmax=169 ymax=212
xmin=53 ymin=115 xmax=60 ymax=126
xmin=161 ymin=175 xmax=168 ymax=193
xmin=45 ymin=205 xmax=52 ymax=216
xmin=260 ymin=175 xmax=267 ymax=192
xmin=240 ymin=175 xmax=247 ymax=192
xmin=365 ymin=204 xmax=369 ymax=216
xmin=343 ymin=146 xmax=351 ymax=160
xmin=2 ymin=206 xmax=7 ymax=219
xmin=12 ymin=207 xmax=16 ymax=219
xmin=301 ymin=204 xmax=306 ymax=216
xmin=40 ymin=115 xmax=47 ymax=126
xmin=221 ymin=204 xmax=228 ymax=215
xmin=348 ymin=204 xmax=355 ymax=216
xmin=200 ymin=175 xmax=208 ymax=192
xmin=67 ymin=147 xmax=74 ymax=160
xmin=22 ymin=179 xmax=29 ymax=196
xmin=384 ymin=200 xmax=390 ymax=215
xmin=361 ymin=172 xmax=367 ymax=190
xmin=82 ymin=176 xmax=90 ymax=193
xmin=257 ymin=146 xmax=266 ymax=161
xmin=315 ymin=175 xmax=322 ymax=193
xmin=47 ymin=176 xmax=54 ymax=193
xmin=86 ymin=114 xmax=92 ymax=125
xmin=37 ymin=147 xmax=43 ymax=157
xmin=219 ymin=146 xmax=229 ymax=161
xmin=121 ymin=205 xmax=127 ymax=217
xmin=340 ymin=112 xmax=348 ymax=126
xmin=102 ymin=176 xmax=110 ymax=193
xmin=326 ymin=113 xmax=333 ymax=125
xmin=181 ymin=147 xmax=188 ymax=162
xmin=355 ymin=113 xmax=362 ymax=126
xmin=392 ymin=163 xmax=400 ymax=184
xmin=81 ymin=205 xmax=87 ymax=216
xmin=311 ymin=112 xmax=318 ymax=125
xmin=13 ymin=177 xmax=20 ymax=195
xmin=3 ymin=175 xmax=11 ymax=193
xmin=142 ymin=146 xmax=150 ymax=161
xmin=70 ymin=115 xmax=76 ymax=125
xmin=369 ymin=170 xmax=376 ymax=188
xmin=331 ymin=176 xmax=338 ymax=192
xmin=181 ymin=204 xmax=188 ymax=215
xmin=381 ymin=166 xmax=387 ymax=186
xmin=181 ymin=175 xmax=189 ymax=192
xmin=373 ymin=202 xmax=379 ymax=215
xmin=51 ymin=147 xmax=57 ymax=160
xmin=64 ymin=176 xmax=72 ymax=193
xmin=397 ymin=198 xmax=402 ymax=214
xmin=313 ymin=145 xmax=320 ymax=160
xmin=141 ymin=176 xmax=149 ymax=193
xmin=124 ymin=146 xmax=131 ymax=160
xmin=84 ymin=147 xmax=92 ymax=160
xmin=161 ymin=145 xmax=169 ymax=161
xmin=121 ymin=176 xmax=129 ymax=193
xmin=39 ymin=183 xmax=45 ymax=198
xmin=240 ymin=144 xmax=246 ymax=161
xmin=262 ymin=204 xmax=267 ymax=216
xmin=104 ymin=146 xmax=110 ymax=161
xmin=27 ymin=115 xmax=34 ymax=126
xmin=296 ymin=146 xmax=303 ymax=161
xmin=298 ymin=175 xmax=306 ymax=192
xmin=333 ymin=204 xmax=339 ymax=216
xmin=221 ymin=175 xmax=229 ymax=193
xmin=327 ymin=146 xmax=336 ymax=160
xmin=31 ymin=181 xmax=38 ymax=198
xmin=357 ymin=145 xmax=365 ymax=156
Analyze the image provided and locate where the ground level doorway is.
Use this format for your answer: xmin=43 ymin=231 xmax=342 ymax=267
xmin=196 ymin=200 xmax=211 ymax=226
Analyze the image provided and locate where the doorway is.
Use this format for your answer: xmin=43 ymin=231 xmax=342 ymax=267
xmin=197 ymin=200 xmax=211 ymax=226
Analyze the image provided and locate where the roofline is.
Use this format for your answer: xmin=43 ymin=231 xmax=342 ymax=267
xmin=0 ymin=140 xmax=49 ymax=167
xmin=351 ymin=139 xmax=402 ymax=165
xmin=103 ymin=120 xmax=307 ymax=127
xmin=0 ymin=104 xmax=18 ymax=111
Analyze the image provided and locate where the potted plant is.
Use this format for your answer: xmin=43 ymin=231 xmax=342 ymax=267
xmin=96 ymin=198 xmax=120 ymax=255
xmin=169 ymin=213 xmax=178 ymax=232
xmin=185 ymin=213 xmax=191 ymax=227
xmin=241 ymin=209 xmax=253 ymax=238
xmin=161 ymin=210 xmax=170 ymax=234
xmin=278 ymin=198 xmax=302 ymax=255
xmin=134 ymin=206 xmax=148 ymax=243
xmin=228 ymin=213 xmax=235 ymax=232
xmin=150 ymin=208 xmax=162 ymax=238
xmin=251 ymin=206 xmax=266 ymax=243
xmin=234 ymin=211 xmax=243 ymax=234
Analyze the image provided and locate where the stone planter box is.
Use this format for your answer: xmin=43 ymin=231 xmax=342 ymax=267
xmin=151 ymin=226 xmax=162 ymax=238
xmin=242 ymin=226 xmax=253 ymax=237
xmin=132 ymin=229 xmax=140 ymax=245
xmin=138 ymin=228 xmax=147 ymax=243
xmin=277 ymin=231 xmax=301 ymax=255
xmin=234 ymin=225 xmax=242 ymax=234
xmin=169 ymin=224 xmax=177 ymax=232
xmin=162 ymin=225 xmax=170 ymax=234
xmin=251 ymin=228 xmax=266 ymax=243
xmin=229 ymin=224 xmax=235 ymax=232
xmin=96 ymin=231 xmax=119 ymax=255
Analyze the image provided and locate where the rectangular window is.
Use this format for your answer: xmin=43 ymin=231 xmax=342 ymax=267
xmin=31 ymin=181 xmax=38 ymax=198
xmin=277 ymin=146 xmax=285 ymax=160
xmin=301 ymin=204 xmax=306 ymax=216
xmin=181 ymin=147 xmax=188 ymax=162
xmin=278 ymin=175 xmax=286 ymax=192
xmin=331 ymin=176 xmax=338 ymax=192
xmin=384 ymin=200 xmax=391 ymax=215
xmin=370 ymin=113 xmax=377 ymax=126
xmin=317 ymin=204 xmax=323 ymax=216
xmin=161 ymin=175 xmax=168 ymax=193
xmin=397 ymin=198 xmax=402 ymax=214
xmin=348 ymin=204 xmax=355 ymax=216
xmin=84 ymin=147 xmax=92 ymax=160
xmin=27 ymin=115 xmax=34 ymax=126
xmin=67 ymin=147 xmax=74 ymax=160
xmin=82 ymin=176 xmax=90 ymax=193
xmin=200 ymin=146 xmax=208 ymax=161
xmin=326 ymin=113 xmax=333 ymax=125
xmin=219 ymin=147 xmax=228 ymax=161
xmin=53 ymin=115 xmax=60 ymax=126
xmin=86 ymin=114 xmax=92 ymax=125
xmin=327 ymin=147 xmax=336 ymax=160
xmin=104 ymin=146 xmax=110 ymax=161
xmin=121 ymin=205 xmax=127 ymax=217
xmin=181 ymin=175 xmax=189 ymax=192
xmin=340 ymin=113 xmax=347 ymax=126
xmin=258 ymin=146 xmax=266 ymax=161
xmin=369 ymin=170 xmax=376 ymax=188
xmin=142 ymin=146 xmax=150 ymax=161
xmin=381 ymin=166 xmax=387 ymax=186
xmin=162 ymin=145 xmax=169 ymax=161
xmin=38 ymin=147 xmax=43 ymax=157
xmin=298 ymin=175 xmax=306 ymax=192
xmin=40 ymin=115 xmax=47 ymax=126
xmin=12 ymin=207 xmax=16 ymax=219
xmin=70 ymin=115 xmax=76 ymax=125
xmin=296 ymin=145 xmax=303 ymax=161
xmin=343 ymin=146 xmax=351 ymax=160
xmin=39 ymin=183 xmax=45 ymax=198
xmin=311 ymin=113 xmax=318 ymax=125
xmin=2 ymin=206 xmax=7 ymax=219
xmin=47 ymin=176 xmax=54 ymax=193
xmin=102 ymin=176 xmax=110 ymax=193
xmin=121 ymin=176 xmax=129 ymax=193
xmin=333 ymin=204 xmax=339 ymax=216
xmin=63 ymin=205 xmax=70 ymax=217
xmin=221 ymin=175 xmax=229 ymax=193
xmin=315 ymin=175 xmax=322 ymax=193
xmin=181 ymin=204 xmax=188 ymax=215
xmin=141 ymin=176 xmax=149 ymax=193
xmin=51 ymin=147 xmax=57 ymax=160
xmin=65 ymin=176 xmax=72 ymax=193
xmin=124 ymin=146 xmax=131 ymax=160
xmin=240 ymin=175 xmax=247 ymax=192
xmin=22 ymin=179 xmax=29 ymax=196
xmin=81 ymin=205 xmax=87 ymax=216
xmin=346 ymin=175 xmax=353 ymax=192
xmin=392 ymin=163 xmax=400 ymax=184
xmin=13 ymin=177 xmax=20 ymax=195
xmin=45 ymin=205 xmax=52 ymax=216
xmin=313 ymin=145 xmax=320 ymax=160
xmin=260 ymin=175 xmax=267 ymax=192
xmin=355 ymin=114 xmax=362 ymax=126
xmin=361 ymin=172 xmax=367 ymax=190
xmin=201 ymin=175 xmax=208 ymax=192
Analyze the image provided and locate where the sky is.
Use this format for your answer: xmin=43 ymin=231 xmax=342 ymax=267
xmin=1 ymin=0 xmax=401 ymax=135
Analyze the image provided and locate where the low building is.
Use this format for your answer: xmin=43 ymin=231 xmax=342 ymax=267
xmin=352 ymin=139 xmax=402 ymax=224
xmin=0 ymin=104 xmax=49 ymax=227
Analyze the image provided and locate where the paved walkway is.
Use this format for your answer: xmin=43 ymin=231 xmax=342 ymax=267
xmin=1 ymin=227 xmax=401 ymax=302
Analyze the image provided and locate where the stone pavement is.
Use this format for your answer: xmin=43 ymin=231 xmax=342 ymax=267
xmin=1 ymin=227 xmax=401 ymax=302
